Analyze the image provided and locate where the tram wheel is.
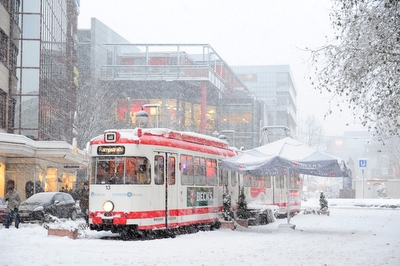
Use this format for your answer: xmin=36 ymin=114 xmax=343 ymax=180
xmin=120 ymin=228 xmax=138 ymax=241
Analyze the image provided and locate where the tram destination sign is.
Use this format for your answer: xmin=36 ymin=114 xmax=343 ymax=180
xmin=97 ymin=146 xmax=125 ymax=155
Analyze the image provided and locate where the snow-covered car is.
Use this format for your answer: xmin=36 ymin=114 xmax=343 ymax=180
xmin=0 ymin=196 xmax=6 ymax=224
xmin=19 ymin=192 xmax=77 ymax=222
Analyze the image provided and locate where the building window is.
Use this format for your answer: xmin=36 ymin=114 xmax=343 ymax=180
xmin=0 ymin=29 xmax=8 ymax=66
xmin=12 ymin=0 xmax=20 ymax=24
xmin=0 ymin=90 xmax=6 ymax=129
xmin=237 ymin=74 xmax=257 ymax=82
xmin=8 ymin=97 xmax=16 ymax=130
xmin=11 ymin=43 xmax=18 ymax=75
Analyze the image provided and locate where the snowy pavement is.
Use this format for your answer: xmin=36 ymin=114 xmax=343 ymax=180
xmin=1 ymin=198 xmax=399 ymax=266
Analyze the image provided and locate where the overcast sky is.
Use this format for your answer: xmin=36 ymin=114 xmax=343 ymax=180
xmin=77 ymin=0 xmax=366 ymax=136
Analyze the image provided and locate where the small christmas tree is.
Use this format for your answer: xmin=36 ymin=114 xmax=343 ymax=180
xmin=222 ymin=184 xmax=234 ymax=221
xmin=319 ymin=192 xmax=328 ymax=211
xmin=236 ymin=186 xmax=250 ymax=219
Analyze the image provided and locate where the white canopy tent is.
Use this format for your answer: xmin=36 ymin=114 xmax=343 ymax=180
xmin=221 ymin=137 xmax=348 ymax=227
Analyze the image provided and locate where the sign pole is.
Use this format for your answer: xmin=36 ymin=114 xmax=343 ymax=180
xmin=362 ymin=169 xmax=364 ymax=199
xmin=286 ymin=167 xmax=291 ymax=225
xmin=358 ymin=158 xmax=367 ymax=199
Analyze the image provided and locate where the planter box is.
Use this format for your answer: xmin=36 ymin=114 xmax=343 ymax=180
xmin=304 ymin=209 xmax=316 ymax=215
xmin=318 ymin=210 xmax=330 ymax=216
xmin=220 ymin=221 xmax=235 ymax=230
xmin=48 ymin=228 xmax=78 ymax=239
xmin=236 ymin=219 xmax=249 ymax=228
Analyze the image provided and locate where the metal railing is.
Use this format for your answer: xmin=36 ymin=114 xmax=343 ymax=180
xmin=100 ymin=64 xmax=226 ymax=93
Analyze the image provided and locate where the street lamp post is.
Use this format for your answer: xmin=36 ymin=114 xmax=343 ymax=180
xmin=143 ymin=104 xmax=161 ymax=128
xmin=221 ymin=130 xmax=236 ymax=147
xmin=136 ymin=108 xmax=149 ymax=128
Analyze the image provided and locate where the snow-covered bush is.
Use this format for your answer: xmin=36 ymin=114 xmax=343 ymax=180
xmin=236 ymin=186 xmax=250 ymax=219
xmin=222 ymin=184 xmax=234 ymax=221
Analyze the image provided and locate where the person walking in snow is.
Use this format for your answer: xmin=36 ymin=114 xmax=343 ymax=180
xmin=80 ymin=181 xmax=90 ymax=224
xmin=4 ymin=185 xmax=21 ymax=229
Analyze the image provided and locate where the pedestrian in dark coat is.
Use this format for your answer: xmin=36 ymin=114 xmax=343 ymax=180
xmin=80 ymin=181 xmax=90 ymax=224
xmin=5 ymin=185 xmax=21 ymax=229
xmin=25 ymin=181 xmax=34 ymax=198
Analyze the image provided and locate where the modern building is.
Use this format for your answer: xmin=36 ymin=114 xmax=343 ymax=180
xmin=77 ymin=19 xmax=265 ymax=150
xmin=13 ymin=0 xmax=78 ymax=142
xmin=0 ymin=0 xmax=87 ymax=199
xmin=231 ymin=65 xmax=297 ymax=143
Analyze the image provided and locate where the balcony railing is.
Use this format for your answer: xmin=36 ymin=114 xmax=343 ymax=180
xmin=100 ymin=64 xmax=226 ymax=93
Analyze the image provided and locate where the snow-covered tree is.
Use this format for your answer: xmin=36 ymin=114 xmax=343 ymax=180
xmin=308 ymin=0 xmax=400 ymax=140
xmin=236 ymin=186 xmax=250 ymax=219
xmin=76 ymin=77 xmax=117 ymax=149
xmin=296 ymin=115 xmax=327 ymax=151
xmin=319 ymin=192 xmax=328 ymax=211
xmin=222 ymin=184 xmax=234 ymax=221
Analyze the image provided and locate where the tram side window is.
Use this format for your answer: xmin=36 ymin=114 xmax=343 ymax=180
xmin=231 ymin=172 xmax=237 ymax=187
xmin=180 ymin=154 xmax=193 ymax=185
xmin=243 ymin=174 xmax=251 ymax=187
xmin=194 ymin=156 xmax=206 ymax=185
xmin=125 ymin=157 xmax=136 ymax=184
xmin=167 ymin=156 xmax=176 ymax=185
xmin=264 ymin=176 xmax=272 ymax=188
xmin=95 ymin=156 xmax=151 ymax=185
xmin=112 ymin=160 xmax=125 ymax=184
xmin=251 ymin=176 xmax=258 ymax=187
xmin=206 ymin=158 xmax=217 ymax=186
xmin=137 ymin=158 xmax=151 ymax=184
xmin=219 ymin=168 xmax=228 ymax=186
xmin=276 ymin=176 xmax=285 ymax=189
xmin=96 ymin=160 xmax=112 ymax=184
xmin=154 ymin=155 xmax=164 ymax=185
xmin=243 ymin=175 xmax=263 ymax=188
xmin=290 ymin=175 xmax=300 ymax=189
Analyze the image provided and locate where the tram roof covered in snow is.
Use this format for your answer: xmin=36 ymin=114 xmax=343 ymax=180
xmin=88 ymin=128 xmax=238 ymax=157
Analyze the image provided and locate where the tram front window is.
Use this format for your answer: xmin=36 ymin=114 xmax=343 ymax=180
xmin=93 ymin=156 xmax=151 ymax=185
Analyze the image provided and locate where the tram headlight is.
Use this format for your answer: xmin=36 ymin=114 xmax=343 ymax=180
xmin=103 ymin=201 xmax=114 ymax=212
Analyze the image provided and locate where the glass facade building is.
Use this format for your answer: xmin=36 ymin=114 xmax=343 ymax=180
xmin=0 ymin=0 xmax=86 ymax=200
xmin=232 ymin=65 xmax=297 ymax=142
xmin=77 ymin=19 xmax=263 ymax=150
xmin=12 ymin=0 xmax=79 ymax=142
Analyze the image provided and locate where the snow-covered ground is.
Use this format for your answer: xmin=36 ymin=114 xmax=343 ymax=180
xmin=1 ymin=198 xmax=399 ymax=266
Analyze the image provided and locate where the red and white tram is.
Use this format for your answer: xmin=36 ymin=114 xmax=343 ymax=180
xmin=86 ymin=128 xmax=239 ymax=238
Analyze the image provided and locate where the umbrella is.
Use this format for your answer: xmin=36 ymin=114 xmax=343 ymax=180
xmin=221 ymin=137 xmax=347 ymax=177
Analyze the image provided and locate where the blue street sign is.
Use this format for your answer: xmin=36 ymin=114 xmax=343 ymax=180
xmin=358 ymin=159 xmax=367 ymax=168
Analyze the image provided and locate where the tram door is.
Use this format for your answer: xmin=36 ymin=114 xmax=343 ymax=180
xmin=166 ymin=155 xmax=178 ymax=228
